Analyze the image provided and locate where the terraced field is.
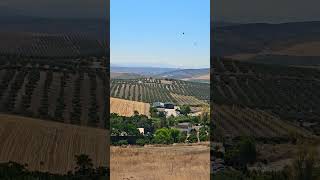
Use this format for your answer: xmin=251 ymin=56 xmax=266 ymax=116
xmin=0 ymin=114 xmax=109 ymax=174
xmin=110 ymin=78 xmax=209 ymax=105
xmin=110 ymin=97 xmax=150 ymax=117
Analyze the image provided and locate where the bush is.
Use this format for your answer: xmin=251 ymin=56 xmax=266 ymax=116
xmin=136 ymin=139 xmax=146 ymax=146
xmin=188 ymin=131 xmax=198 ymax=143
xmin=117 ymin=140 xmax=128 ymax=146
xmin=169 ymin=128 xmax=181 ymax=143
xmin=154 ymin=128 xmax=172 ymax=144
xmin=179 ymin=132 xmax=187 ymax=143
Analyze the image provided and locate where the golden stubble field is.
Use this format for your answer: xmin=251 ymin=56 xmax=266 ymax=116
xmin=110 ymin=97 xmax=150 ymax=117
xmin=0 ymin=114 xmax=109 ymax=174
xmin=111 ymin=143 xmax=210 ymax=180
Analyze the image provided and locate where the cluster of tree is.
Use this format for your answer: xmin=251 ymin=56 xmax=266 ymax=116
xmin=215 ymin=137 xmax=320 ymax=180
xmin=0 ymin=154 xmax=108 ymax=180
xmin=111 ymin=109 xmax=209 ymax=145
xmin=224 ymin=136 xmax=257 ymax=171
xmin=154 ymin=128 xmax=187 ymax=144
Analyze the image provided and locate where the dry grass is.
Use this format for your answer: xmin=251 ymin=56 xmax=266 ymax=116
xmin=0 ymin=114 xmax=109 ymax=174
xmin=110 ymin=144 xmax=210 ymax=180
xmin=110 ymin=97 xmax=150 ymax=117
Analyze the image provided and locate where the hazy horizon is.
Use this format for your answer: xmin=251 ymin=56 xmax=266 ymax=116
xmin=111 ymin=0 xmax=210 ymax=69
xmin=213 ymin=0 xmax=320 ymax=24
xmin=111 ymin=62 xmax=209 ymax=69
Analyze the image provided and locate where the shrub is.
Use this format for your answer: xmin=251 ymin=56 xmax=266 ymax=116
xmin=154 ymin=128 xmax=172 ymax=144
xmin=117 ymin=140 xmax=128 ymax=146
xmin=136 ymin=139 xmax=146 ymax=146
xmin=187 ymin=132 xmax=198 ymax=143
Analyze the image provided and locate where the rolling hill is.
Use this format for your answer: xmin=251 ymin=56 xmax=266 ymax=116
xmin=212 ymin=21 xmax=320 ymax=66
xmin=111 ymin=66 xmax=210 ymax=82
xmin=155 ymin=68 xmax=210 ymax=81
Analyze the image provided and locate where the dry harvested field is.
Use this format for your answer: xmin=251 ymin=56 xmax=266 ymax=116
xmin=0 ymin=114 xmax=109 ymax=174
xmin=111 ymin=144 xmax=210 ymax=180
xmin=110 ymin=97 xmax=150 ymax=117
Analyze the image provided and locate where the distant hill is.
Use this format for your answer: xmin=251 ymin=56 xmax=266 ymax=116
xmin=212 ymin=21 xmax=320 ymax=66
xmin=155 ymin=68 xmax=210 ymax=81
xmin=111 ymin=66 xmax=210 ymax=82
xmin=110 ymin=72 xmax=145 ymax=79
xmin=111 ymin=66 xmax=178 ymax=76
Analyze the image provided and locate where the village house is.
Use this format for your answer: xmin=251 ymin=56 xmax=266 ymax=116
xmin=153 ymin=101 xmax=180 ymax=117
xmin=137 ymin=128 xmax=144 ymax=135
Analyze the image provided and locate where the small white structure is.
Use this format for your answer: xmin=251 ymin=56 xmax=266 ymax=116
xmin=137 ymin=128 xmax=144 ymax=135
xmin=165 ymin=108 xmax=180 ymax=117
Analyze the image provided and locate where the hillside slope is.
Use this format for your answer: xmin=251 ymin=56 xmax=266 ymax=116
xmin=0 ymin=114 xmax=109 ymax=174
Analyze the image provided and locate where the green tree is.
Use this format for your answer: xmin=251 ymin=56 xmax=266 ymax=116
xmin=187 ymin=129 xmax=198 ymax=143
xmin=169 ymin=128 xmax=181 ymax=143
xmin=149 ymin=107 xmax=158 ymax=117
xmin=179 ymin=132 xmax=187 ymax=143
xmin=154 ymin=128 xmax=172 ymax=144
xmin=199 ymin=126 xmax=209 ymax=142
xmin=238 ymin=136 xmax=256 ymax=166
xmin=180 ymin=105 xmax=191 ymax=115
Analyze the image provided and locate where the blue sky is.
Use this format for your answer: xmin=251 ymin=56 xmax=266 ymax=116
xmin=111 ymin=0 xmax=210 ymax=69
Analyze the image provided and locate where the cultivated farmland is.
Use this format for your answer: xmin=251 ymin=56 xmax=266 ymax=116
xmin=0 ymin=59 xmax=107 ymax=129
xmin=212 ymin=57 xmax=320 ymax=134
xmin=110 ymin=97 xmax=150 ymax=117
xmin=110 ymin=78 xmax=209 ymax=105
xmin=213 ymin=105 xmax=312 ymax=140
xmin=0 ymin=114 xmax=109 ymax=174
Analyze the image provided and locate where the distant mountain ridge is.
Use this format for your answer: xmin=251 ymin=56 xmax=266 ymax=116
xmin=111 ymin=66 xmax=209 ymax=81
xmin=155 ymin=68 xmax=209 ymax=80
xmin=111 ymin=66 xmax=179 ymax=76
